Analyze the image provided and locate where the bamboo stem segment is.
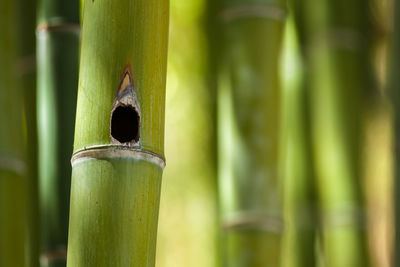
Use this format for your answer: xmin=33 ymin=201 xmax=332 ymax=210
xmin=281 ymin=19 xmax=317 ymax=267
xmin=217 ymin=0 xmax=286 ymax=266
xmin=293 ymin=0 xmax=373 ymax=266
xmin=66 ymin=1 xmax=169 ymax=266
xmin=18 ymin=0 xmax=40 ymax=264
xmin=36 ymin=0 xmax=80 ymax=264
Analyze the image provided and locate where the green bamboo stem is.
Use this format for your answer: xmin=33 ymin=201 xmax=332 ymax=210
xmin=17 ymin=0 xmax=40 ymax=266
xmin=281 ymin=19 xmax=316 ymax=267
xmin=205 ymin=0 xmax=223 ymax=266
xmin=66 ymin=1 xmax=169 ymax=266
xmin=36 ymin=0 xmax=80 ymax=265
xmin=217 ymin=0 xmax=286 ymax=266
xmin=293 ymin=0 xmax=373 ymax=266
xmin=0 ymin=1 xmax=29 ymax=266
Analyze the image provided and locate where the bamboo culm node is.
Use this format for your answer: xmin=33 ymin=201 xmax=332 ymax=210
xmin=70 ymin=67 xmax=166 ymax=170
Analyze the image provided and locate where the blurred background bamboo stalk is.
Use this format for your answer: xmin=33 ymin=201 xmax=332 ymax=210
xmin=217 ymin=0 xmax=286 ymax=266
xmin=36 ymin=0 xmax=79 ymax=264
xmin=293 ymin=0 xmax=374 ymax=266
xmin=363 ymin=1 xmax=393 ymax=266
xmin=18 ymin=0 xmax=40 ymax=265
xmin=281 ymin=17 xmax=317 ymax=267
xmin=156 ymin=0 xmax=219 ymax=265
xmin=0 ymin=0 xmax=30 ymax=265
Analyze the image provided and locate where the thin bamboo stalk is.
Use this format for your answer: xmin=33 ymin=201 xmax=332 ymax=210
xmin=204 ymin=0 xmax=223 ymax=266
xmin=0 ymin=1 xmax=29 ymax=266
xmin=217 ymin=0 xmax=286 ymax=266
xmin=66 ymin=1 xmax=169 ymax=266
xmin=281 ymin=19 xmax=316 ymax=267
xmin=17 ymin=0 xmax=40 ymax=265
xmin=293 ymin=0 xmax=373 ymax=266
xmin=36 ymin=0 xmax=80 ymax=265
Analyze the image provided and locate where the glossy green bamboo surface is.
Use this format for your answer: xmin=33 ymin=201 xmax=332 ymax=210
xmin=218 ymin=0 xmax=286 ymax=266
xmin=0 ymin=1 xmax=29 ymax=266
xmin=293 ymin=0 xmax=372 ymax=266
xmin=67 ymin=0 xmax=169 ymax=266
xmin=36 ymin=0 xmax=79 ymax=265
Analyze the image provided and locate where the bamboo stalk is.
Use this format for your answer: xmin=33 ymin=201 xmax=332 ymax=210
xmin=293 ymin=0 xmax=373 ymax=266
xmin=17 ymin=0 xmax=40 ymax=265
xmin=0 ymin=1 xmax=29 ymax=266
xmin=217 ymin=0 xmax=286 ymax=266
xmin=281 ymin=18 xmax=316 ymax=267
xmin=66 ymin=1 xmax=169 ymax=266
xmin=204 ymin=0 xmax=223 ymax=266
xmin=36 ymin=0 xmax=80 ymax=265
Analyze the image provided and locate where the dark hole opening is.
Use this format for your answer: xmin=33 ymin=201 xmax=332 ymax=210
xmin=111 ymin=105 xmax=139 ymax=143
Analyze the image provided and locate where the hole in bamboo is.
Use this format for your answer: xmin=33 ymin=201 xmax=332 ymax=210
xmin=111 ymin=105 xmax=139 ymax=143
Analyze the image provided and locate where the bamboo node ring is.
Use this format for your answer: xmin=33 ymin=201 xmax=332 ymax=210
xmin=71 ymin=146 xmax=166 ymax=169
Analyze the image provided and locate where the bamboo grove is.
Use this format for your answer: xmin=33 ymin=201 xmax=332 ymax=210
xmin=0 ymin=0 xmax=399 ymax=266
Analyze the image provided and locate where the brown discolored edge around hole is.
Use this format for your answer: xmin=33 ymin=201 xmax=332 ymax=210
xmin=110 ymin=66 xmax=140 ymax=146
xmin=71 ymin=146 xmax=166 ymax=169
xmin=111 ymin=105 xmax=140 ymax=144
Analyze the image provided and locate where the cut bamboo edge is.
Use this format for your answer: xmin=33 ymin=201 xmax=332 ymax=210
xmin=71 ymin=145 xmax=166 ymax=169
xmin=219 ymin=4 xmax=287 ymax=23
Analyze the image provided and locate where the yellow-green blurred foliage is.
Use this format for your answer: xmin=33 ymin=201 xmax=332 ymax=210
xmin=156 ymin=0 xmax=218 ymax=266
